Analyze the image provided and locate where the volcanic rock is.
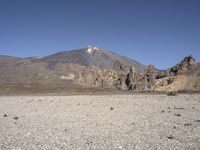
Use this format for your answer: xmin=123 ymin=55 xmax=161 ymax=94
xmin=169 ymin=55 xmax=197 ymax=75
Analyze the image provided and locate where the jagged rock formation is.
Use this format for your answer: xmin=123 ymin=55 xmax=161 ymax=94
xmin=125 ymin=65 xmax=157 ymax=91
xmin=125 ymin=55 xmax=199 ymax=92
xmin=166 ymin=55 xmax=197 ymax=76
xmin=125 ymin=66 xmax=139 ymax=90
xmin=78 ymin=62 xmax=127 ymax=90
xmin=145 ymin=65 xmax=156 ymax=90
xmin=154 ymin=55 xmax=199 ymax=92
xmin=0 ymin=46 xmax=199 ymax=94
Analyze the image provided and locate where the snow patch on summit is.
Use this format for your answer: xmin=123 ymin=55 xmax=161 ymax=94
xmin=86 ymin=45 xmax=98 ymax=54
xmin=87 ymin=47 xmax=93 ymax=54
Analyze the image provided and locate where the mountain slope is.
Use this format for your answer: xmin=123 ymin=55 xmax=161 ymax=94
xmin=0 ymin=47 xmax=199 ymax=94
xmin=37 ymin=46 xmax=146 ymax=71
xmin=0 ymin=46 xmax=146 ymax=89
xmin=154 ymin=56 xmax=200 ymax=92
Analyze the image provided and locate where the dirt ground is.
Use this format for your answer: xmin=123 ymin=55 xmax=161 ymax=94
xmin=0 ymin=94 xmax=200 ymax=149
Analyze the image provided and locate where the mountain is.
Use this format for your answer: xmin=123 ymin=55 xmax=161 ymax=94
xmin=37 ymin=46 xmax=146 ymax=71
xmin=0 ymin=46 xmax=146 ymax=94
xmin=0 ymin=46 xmax=199 ymax=94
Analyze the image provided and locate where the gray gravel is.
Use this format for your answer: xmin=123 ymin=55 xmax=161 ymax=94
xmin=0 ymin=94 xmax=200 ymax=150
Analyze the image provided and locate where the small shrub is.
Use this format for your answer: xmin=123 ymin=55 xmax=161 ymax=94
xmin=167 ymin=91 xmax=177 ymax=96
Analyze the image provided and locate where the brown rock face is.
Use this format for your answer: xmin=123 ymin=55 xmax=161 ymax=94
xmin=0 ymin=47 xmax=199 ymax=93
xmin=146 ymin=65 xmax=156 ymax=87
xmin=78 ymin=63 xmax=127 ymax=90
xmin=113 ymin=60 xmax=125 ymax=71
xmin=154 ymin=55 xmax=199 ymax=92
xmin=125 ymin=66 xmax=139 ymax=90
xmin=169 ymin=55 xmax=197 ymax=75
xmin=70 ymin=55 xmax=200 ymax=92
xmin=125 ymin=65 xmax=156 ymax=91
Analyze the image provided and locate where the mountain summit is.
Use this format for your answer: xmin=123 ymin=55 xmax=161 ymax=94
xmin=38 ymin=46 xmax=146 ymax=71
xmin=85 ymin=45 xmax=98 ymax=54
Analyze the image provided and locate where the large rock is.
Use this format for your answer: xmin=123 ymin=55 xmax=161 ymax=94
xmin=78 ymin=63 xmax=127 ymax=90
xmin=145 ymin=65 xmax=156 ymax=87
xmin=125 ymin=65 xmax=156 ymax=91
xmin=125 ymin=66 xmax=139 ymax=90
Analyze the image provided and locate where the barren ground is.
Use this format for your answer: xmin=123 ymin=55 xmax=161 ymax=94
xmin=0 ymin=94 xmax=200 ymax=150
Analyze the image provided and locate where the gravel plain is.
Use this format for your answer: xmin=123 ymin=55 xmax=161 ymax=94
xmin=0 ymin=94 xmax=200 ymax=150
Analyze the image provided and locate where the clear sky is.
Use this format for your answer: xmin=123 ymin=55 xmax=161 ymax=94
xmin=0 ymin=0 xmax=199 ymax=69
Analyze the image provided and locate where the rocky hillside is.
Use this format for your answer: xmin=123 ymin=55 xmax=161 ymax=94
xmin=0 ymin=46 xmax=199 ymax=94
xmin=124 ymin=55 xmax=199 ymax=92
xmin=154 ymin=55 xmax=200 ymax=92
xmin=38 ymin=46 xmax=145 ymax=71
xmin=77 ymin=55 xmax=200 ymax=92
xmin=0 ymin=46 xmax=145 ymax=92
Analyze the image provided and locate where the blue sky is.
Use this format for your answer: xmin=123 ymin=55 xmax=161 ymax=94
xmin=0 ymin=0 xmax=199 ymax=69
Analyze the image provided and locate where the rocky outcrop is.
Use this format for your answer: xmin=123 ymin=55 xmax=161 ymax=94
xmin=154 ymin=74 xmax=200 ymax=92
xmin=145 ymin=65 xmax=156 ymax=89
xmin=125 ymin=66 xmax=139 ymax=90
xmin=125 ymin=65 xmax=156 ymax=91
xmin=78 ymin=63 xmax=127 ymax=90
xmin=154 ymin=55 xmax=199 ymax=92
xmin=78 ymin=55 xmax=199 ymax=92
xmin=168 ymin=55 xmax=197 ymax=76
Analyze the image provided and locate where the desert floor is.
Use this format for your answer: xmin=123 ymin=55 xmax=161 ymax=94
xmin=0 ymin=94 xmax=200 ymax=150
